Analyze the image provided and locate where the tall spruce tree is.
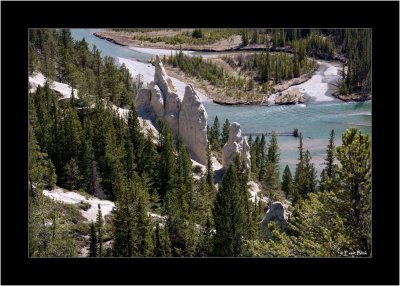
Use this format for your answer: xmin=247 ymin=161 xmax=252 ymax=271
xmin=303 ymin=150 xmax=317 ymax=196
xmin=213 ymin=154 xmax=248 ymax=256
xmin=263 ymin=132 xmax=280 ymax=192
xmin=293 ymin=133 xmax=305 ymax=204
xmin=281 ymin=165 xmax=293 ymax=198
xmin=210 ymin=116 xmax=221 ymax=151
xmin=206 ymin=143 xmax=215 ymax=192
xmin=62 ymin=158 xmax=82 ymax=190
xmin=320 ymin=130 xmax=340 ymax=192
xmin=89 ymin=222 xmax=98 ymax=257
xmin=96 ymin=204 xmax=104 ymax=256
xmin=258 ymin=134 xmax=267 ymax=181
xmin=159 ymin=124 xmax=178 ymax=200
xmin=221 ymin=118 xmax=231 ymax=145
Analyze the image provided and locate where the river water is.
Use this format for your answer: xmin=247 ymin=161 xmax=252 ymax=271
xmin=71 ymin=29 xmax=371 ymax=175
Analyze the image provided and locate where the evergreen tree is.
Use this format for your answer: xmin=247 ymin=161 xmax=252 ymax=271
xmin=127 ymin=102 xmax=144 ymax=171
xmin=206 ymin=143 xmax=215 ymax=192
xmin=135 ymin=175 xmax=155 ymax=257
xmin=159 ymin=124 xmax=178 ymax=200
xmin=213 ymin=155 xmax=248 ymax=256
xmin=141 ymin=129 xmax=160 ymax=189
xmin=210 ymin=116 xmax=221 ymax=151
xmin=86 ymin=160 xmax=104 ymax=198
xmin=303 ymin=150 xmax=317 ymax=196
xmin=293 ymin=133 xmax=305 ymax=203
xmin=62 ymin=158 xmax=82 ymax=190
xmin=221 ymin=118 xmax=231 ymax=145
xmin=263 ymin=132 xmax=280 ymax=192
xmin=154 ymin=223 xmax=164 ymax=257
xmin=258 ymin=134 xmax=267 ymax=181
xmin=281 ymin=165 xmax=293 ymax=198
xmin=336 ymin=128 xmax=371 ymax=256
xmin=320 ymin=130 xmax=340 ymax=192
xmin=61 ymin=106 xmax=83 ymax=163
xmin=96 ymin=204 xmax=104 ymax=256
xmin=112 ymin=180 xmax=135 ymax=257
xmin=89 ymin=222 xmax=98 ymax=257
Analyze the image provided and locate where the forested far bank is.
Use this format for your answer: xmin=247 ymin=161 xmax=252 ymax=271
xmin=99 ymin=28 xmax=371 ymax=102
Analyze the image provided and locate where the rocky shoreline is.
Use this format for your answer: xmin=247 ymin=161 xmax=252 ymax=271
xmin=331 ymin=92 xmax=372 ymax=102
xmin=93 ymin=32 xmax=127 ymax=46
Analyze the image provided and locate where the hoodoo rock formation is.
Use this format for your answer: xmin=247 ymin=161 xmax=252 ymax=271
xmin=221 ymin=122 xmax=251 ymax=170
xmin=135 ymin=55 xmax=208 ymax=165
xmin=179 ymin=85 xmax=208 ymax=165
xmin=261 ymin=201 xmax=288 ymax=232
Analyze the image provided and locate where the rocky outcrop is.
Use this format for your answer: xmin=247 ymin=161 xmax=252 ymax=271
xmin=154 ymin=55 xmax=177 ymax=95
xmin=274 ymin=88 xmax=304 ymax=105
xmin=135 ymin=55 xmax=209 ymax=165
xmin=222 ymin=122 xmax=251 ymax=170
xmin=332 ymin=91 xmax=372 ymax=102
xmin=149 ymin=85 xmax=165 ymax=118
xmin=261 ymin=201 xmax=288 ymax=231
xmin=179 ymin=85 xmax=208 ymax=164
xmin=136 ymin=88 xmax=152 ymax=111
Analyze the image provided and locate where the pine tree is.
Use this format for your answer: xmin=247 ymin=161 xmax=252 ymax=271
xmin=206 ymin=143 xmax=215 ymax=192
xmin=213 ymin=154 xmax=248 ymax=256
xmin=89 ymin=222 xmax=98 ymax=257
xmin=210 ymin=116 xmax=221 ymax=151
xmin=141 ymin=129 xmax=159 ymax=189
xmin=135 ymin=174 xmax=155 ymax=257
xmin=61 ymin=106 xmax=83 ymax=163
xmin=112 ymin=179 xmax=135 ymax=257
xmin=154 ymin=223 xmax=165 ymax=257
xmin=336 ymin=128 xmax=371 ymax=256
xmin=221 ymin=118 xmax=231 ymax=145
xmin=96 ymin=204 xmax=104 ymax=256
xmin=281 ymin=165 xmax=293 ymax=198
xmin=303 ymin=150 xmax=317 ymax=196
xmin=128 ymin=102 xmax=143 ymax=171
xmin=320 ymin=130 xmax=340 ymax=192
xmin=258 ymin=134 xmax=267 ymax=181
xmin=62 ymin=158 xmax=82 ymax=190
xmin=263 ymin=132 xmax=280 ymax=192
xmin=86 ymin=160 xmax=104 ymax=198
xmin=293 ymin=133 xmax=305 ymax=203
xmin=159 ymin=124 xmax=178 ymax=200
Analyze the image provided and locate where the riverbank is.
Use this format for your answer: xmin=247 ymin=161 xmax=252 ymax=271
xmin=332 ymin=91 xmax=372 ymax=102
xmin=163 ymin=60 xmax=313 ymax=106
xmin=94 ymin=30 xmax=243 ymax=52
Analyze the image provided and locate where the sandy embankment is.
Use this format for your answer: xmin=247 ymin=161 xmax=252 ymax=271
xmin=285 ymin=61 xmax=341 ymax=102
xmin=128 ymin=46 xmax=193 ymax=57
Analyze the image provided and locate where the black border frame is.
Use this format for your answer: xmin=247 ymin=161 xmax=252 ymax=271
xmin=2 ymin=1 xmax=399 ymax=285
